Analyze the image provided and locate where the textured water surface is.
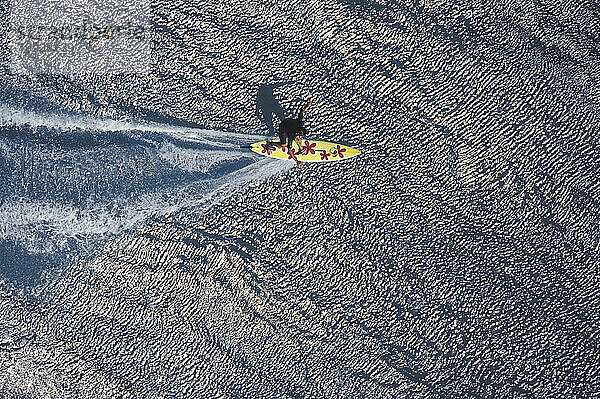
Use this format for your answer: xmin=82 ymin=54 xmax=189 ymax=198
xmin=0 ymin=0 xmax=599 ymax=398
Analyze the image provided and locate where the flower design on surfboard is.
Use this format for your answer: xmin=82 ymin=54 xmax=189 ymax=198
xmin=250 ymin=140 xmax=360 ymax=163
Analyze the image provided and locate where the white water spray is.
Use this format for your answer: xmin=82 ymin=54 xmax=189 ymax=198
xmin=0 ymin=106 xmax=290 ymax=256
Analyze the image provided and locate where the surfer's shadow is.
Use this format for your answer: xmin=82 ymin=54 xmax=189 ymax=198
xmin=255 ymin=83 xmax=289 ymax=136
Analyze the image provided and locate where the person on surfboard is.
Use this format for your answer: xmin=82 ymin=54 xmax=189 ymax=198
xmin=268 ymin=98 xmax=312 ymax=167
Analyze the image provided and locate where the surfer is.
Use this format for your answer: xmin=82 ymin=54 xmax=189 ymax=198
xmin=270 ymin=99 xmax=312 ymax=167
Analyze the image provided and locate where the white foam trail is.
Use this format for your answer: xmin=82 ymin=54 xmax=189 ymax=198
xmin=0 ymin=105 xmax=288 ymax=256
xmin=199 ymin=157 xmax=295 ymax=206
xmin=0 ymin=158 xmax=291 ymax=255
xmin=0 ymin=105 xmax=269 ymax=148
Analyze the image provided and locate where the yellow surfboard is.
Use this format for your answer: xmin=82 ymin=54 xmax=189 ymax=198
xmin=250 ymin=140 xmax=360 ymax=163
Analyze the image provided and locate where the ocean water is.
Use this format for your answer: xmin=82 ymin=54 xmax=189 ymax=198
xmin=1 ymin=0 xmax=599 ymax=397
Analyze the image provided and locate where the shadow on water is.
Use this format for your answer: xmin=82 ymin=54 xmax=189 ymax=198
xmin=255 ymin=83 xmax=288 ymax=136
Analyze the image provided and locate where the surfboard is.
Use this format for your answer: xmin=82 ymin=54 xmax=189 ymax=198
xmin=249 ymin=140 xmax=360 ymax=163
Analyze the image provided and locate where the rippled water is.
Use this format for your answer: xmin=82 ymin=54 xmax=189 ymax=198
xmin=1 ymin=0 xmax=599 ymax=397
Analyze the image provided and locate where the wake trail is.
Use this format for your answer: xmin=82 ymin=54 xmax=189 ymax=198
xmin=0 ymin=106 xmax=289 ymax=262
xmin=0 ymin=105 xmax=269 ymax=149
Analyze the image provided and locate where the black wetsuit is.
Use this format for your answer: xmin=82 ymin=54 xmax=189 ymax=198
xmin=277 ymin=101 xmax=310 ymax=153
